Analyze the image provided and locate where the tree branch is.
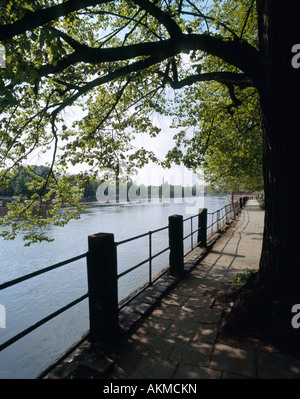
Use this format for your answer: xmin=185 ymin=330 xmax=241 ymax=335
xmin=183 ymin=0 xmax=239 ymax=39
xmin=38 ymin=34 xmax=260 ymax=81
xmin=131 ymin=0 xmax=182 ymax=38
xmin=240 ymin=0 xmax=256 ymax=39
xmin=51 ymin=52 xmax=172 ymax=117
xmin=156 ymin=71 xmax=254 ymax=89
xmin=0 ymin=0 xmax=112 ymax=41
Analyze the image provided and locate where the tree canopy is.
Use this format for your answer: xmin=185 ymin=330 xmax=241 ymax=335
xmin=0 ymin=0 xmax=263 ymax=244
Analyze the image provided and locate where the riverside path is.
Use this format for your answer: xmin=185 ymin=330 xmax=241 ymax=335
xmin=44 ymin=200 xmax=300 ymax=379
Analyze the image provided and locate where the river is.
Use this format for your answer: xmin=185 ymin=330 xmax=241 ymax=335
xmin=0 ymin=194 xmax=228 ymax=379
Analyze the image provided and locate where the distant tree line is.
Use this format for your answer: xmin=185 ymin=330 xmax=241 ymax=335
xmin=0 ymin=165 xmax=51 ymax=198
xmin=0 ymin=165 xmax=202 ymax=203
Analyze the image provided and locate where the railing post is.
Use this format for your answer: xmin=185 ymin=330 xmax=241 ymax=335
xmin=225 ymin=205 xmax=229 ymax=224
xmin=87 ymin=233 xmax=119 ymax=347
xmin=168 ymin=214 xmax=184 ymax=276
xmin=197 ymin=208 xmax=207 ymax=248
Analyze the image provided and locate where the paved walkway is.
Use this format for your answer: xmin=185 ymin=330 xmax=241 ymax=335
xmin=44 ymin=200 xmax=300 ymax=379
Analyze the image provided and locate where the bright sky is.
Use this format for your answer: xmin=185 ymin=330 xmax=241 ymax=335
xmin=130 ymin=119 xmax=203 ymax=186
xmin=30 ymin=102 xmax=204 ymax=187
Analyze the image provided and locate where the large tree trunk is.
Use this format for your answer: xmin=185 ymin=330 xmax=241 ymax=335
xmin=220 ymin=1 xmax=300 ymax=354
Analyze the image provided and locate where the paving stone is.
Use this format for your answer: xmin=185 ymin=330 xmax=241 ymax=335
xmin=173 ymin=364 xmax=222 ymax=379
xmin=170 ymin=341 xmax=213 ymax=367
xmin=126 ymin=312 xmax=143 ymax=323
xmin=192 ymin=323 xmax=218 ymax=344
xmin=136 ymin=316 xmax=173 ymax=336
xmin=161 ymin=293 xmax=188 ymax=306
xmin=109 ymin=346 xmax=142 ymax=379
xmin=198 ymin=308 xmax=223 ymax=322
xmin=152 ymin=304 xmax=184 ymax=318
xmin=79 ymin=355 xmax=115 ymax=377
xmin=127 ymin=357 xmax=177 ymax=379
xmin=222 ymin=371 xmax=251 ymax=379
xmin=210 ymin=344 xmax=256 ymax=378
xmin=130 ymin=333 xmax=175 ymax=360
xmin=257 ymin=351 xmax=300 ymax=379
xmin=165 ymin=319 xmax=200 ymax=342
xmin=183 ymin=297 xmax=214 ymax=309
xmin=135 ymin=302 xmax=154 ymax=315
xmin=179 ymin=308 xmax=223 ymax=323
xmin=143 ymin=296 xmax=158 ymax=305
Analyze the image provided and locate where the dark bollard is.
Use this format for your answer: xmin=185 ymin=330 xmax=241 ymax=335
xmin=168 ymin=215 xmax=184 ymax=276
xmin=87 ymin=233 xmax=119 ymax=347
xmin=198 ymin=208 xmax=207 ymax=248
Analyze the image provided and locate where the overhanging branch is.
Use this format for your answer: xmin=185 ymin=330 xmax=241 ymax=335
xmin=50 ymin=52 xmax=172 ymax=117
xmin=0 ymin=0 xmax=113 ymax=41
xmin=131 ymin=0 xmax=182 ymax=38
xmin=157 ymin=71 xmax=254 ymax=89
xmin=38 ymin=34 xmax=260 ymax=82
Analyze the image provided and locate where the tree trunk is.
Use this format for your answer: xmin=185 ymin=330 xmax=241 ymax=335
xmin=220 ymin=1 xmax=300 ymax=354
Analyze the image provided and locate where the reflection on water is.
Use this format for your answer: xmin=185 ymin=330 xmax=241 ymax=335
xmin=0 ymin=195 xmax=228 ymax=378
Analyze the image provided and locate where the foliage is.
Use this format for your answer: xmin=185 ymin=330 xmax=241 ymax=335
xmin=233 ymin=268 xmax=257 ymax=286
xmin=0 ymin=166 xmax=85 ymax=245
xmin=0 ymin=0 xmax=262 ymax=244
xmin=258 ymin=199 xmax=265 ymax=210
xmin=163 ymin=83 xmax=263 ymax=192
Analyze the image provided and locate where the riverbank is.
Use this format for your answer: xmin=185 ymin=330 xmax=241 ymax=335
xmin=42 ymin=199 xmax=300 ymax=379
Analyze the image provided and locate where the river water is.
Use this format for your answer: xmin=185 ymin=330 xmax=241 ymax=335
xmin=0 ymin=194 xmax=228 ymax=379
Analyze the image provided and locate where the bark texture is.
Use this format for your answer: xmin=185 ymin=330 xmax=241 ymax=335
xmin=220 ymin=1 xmax=300 ymax=355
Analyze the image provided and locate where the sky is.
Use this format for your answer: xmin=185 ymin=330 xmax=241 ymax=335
xmin=129 ymin=118 xmax=203 ymax=187
xmin=29 ymin=102 xmax=204 ymax=187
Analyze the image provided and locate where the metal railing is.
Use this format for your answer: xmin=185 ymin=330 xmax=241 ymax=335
xmin=0 ymin=197 xmax=247 ymax=376
xmin=207 ymin=202 xmax=240 ymax=240
xmin=183 ymin=213 xmax=202 ymax=257
xmin=116 ymin=224 xmax=170 ymax=310
xmin=0 ymin=253 xmax=88 ymax=353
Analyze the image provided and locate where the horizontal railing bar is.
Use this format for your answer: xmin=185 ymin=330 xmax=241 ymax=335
xmin=208 ymin=205 xmax=229 ymax=217
xmin=117 ymin=258 xmax=149 ymax=279
xmin=184 ymin=228 xmax=201 ymax=241
xmin=117 ymin=244 xmax=170 ymax=279
xmin=0 ymin=293 xmax=89 ymax=353
xmin=183 ymin=231 xmax=193 ymax=240
xmin=116 ymin=231 xmax=149 ymax=246
xmin=0 ymin=253 xmax=87 ymax=291
xmin=183 ymin=214 xmax=198 ymax=222
xmin=151 ymin=246 xmax=170 ymax=260
xmin=116 ymin=225 xmax=168 ymax=246
xmin=151 ymin=225 xmax=169 ymax=234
